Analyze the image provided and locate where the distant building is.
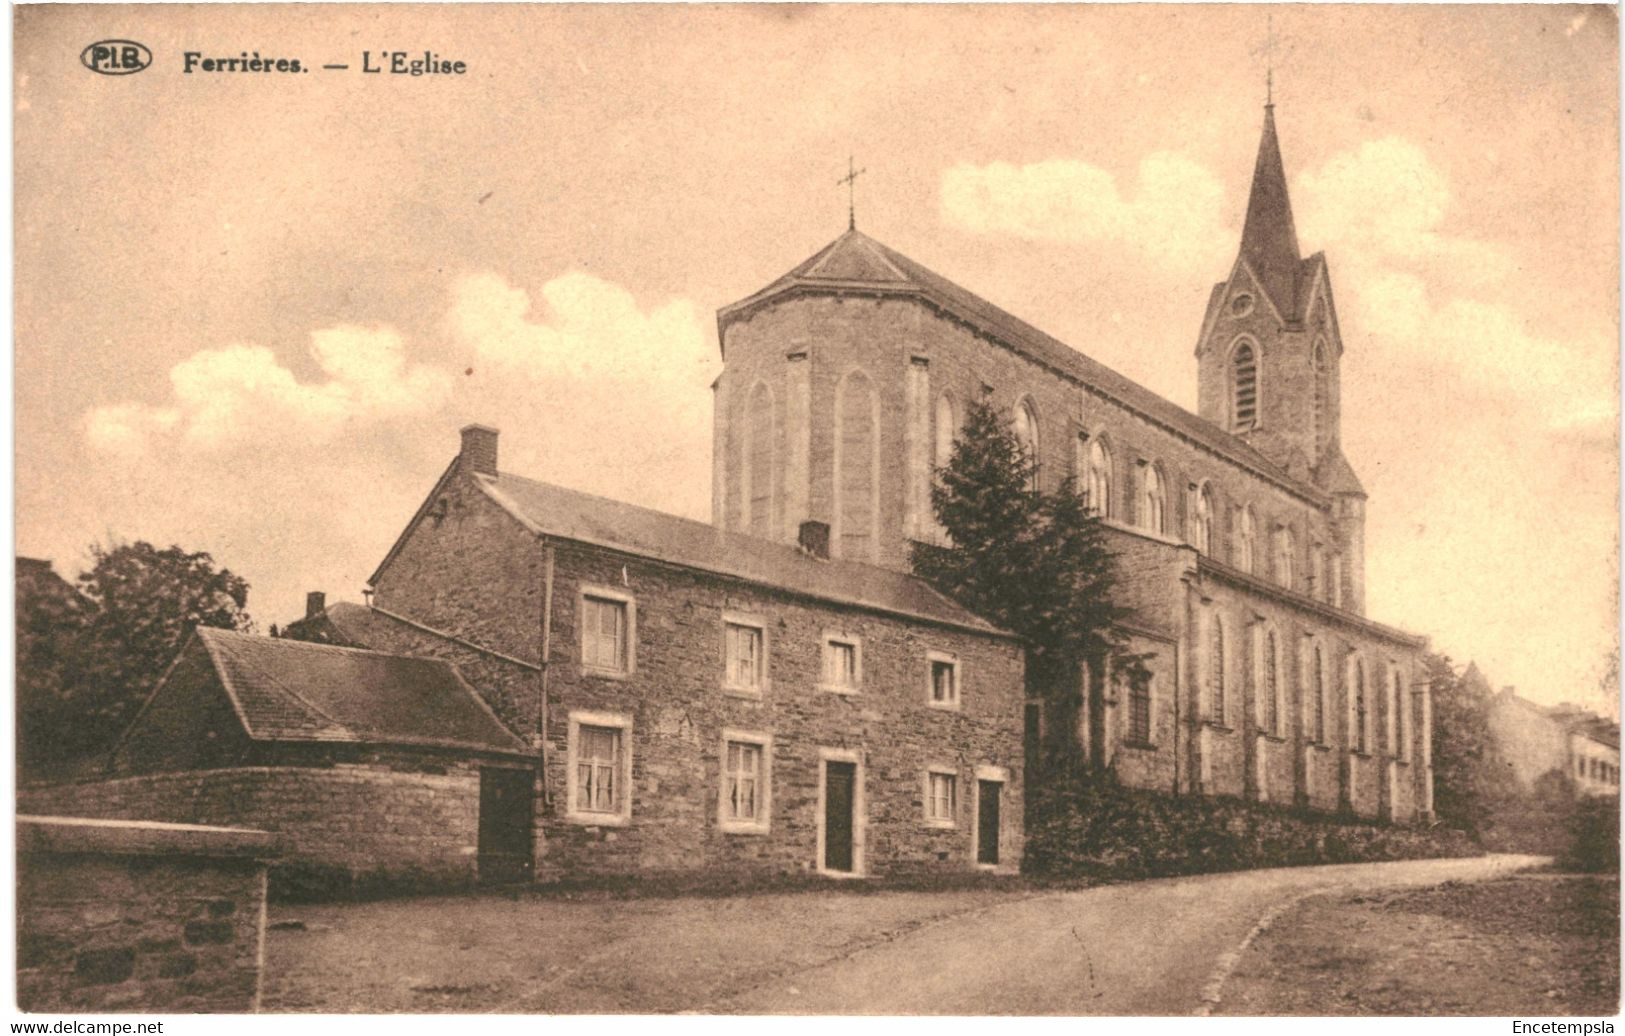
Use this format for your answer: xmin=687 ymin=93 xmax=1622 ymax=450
xmin=1485 ymin=680 xmax=1620 ymax=797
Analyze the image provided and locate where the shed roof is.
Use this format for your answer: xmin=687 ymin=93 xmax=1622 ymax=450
xmin=195 ymin=628 xmax=529 ymax=757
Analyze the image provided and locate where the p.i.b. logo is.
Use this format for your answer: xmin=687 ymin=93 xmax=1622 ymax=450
xmin=81 ymin=40 xmax=152 ymax=75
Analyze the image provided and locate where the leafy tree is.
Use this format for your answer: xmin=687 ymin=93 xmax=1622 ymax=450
xmin=912 ymin=399 xmax=1145 ymax=770
xmin=1427 ymin=653 xmax=1519 ymax=836
xmin=16 ymin=542 xmax=253 ymax=774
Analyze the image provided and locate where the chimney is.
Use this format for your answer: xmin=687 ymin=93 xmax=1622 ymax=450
xmin=305 ymin=591 xmax=326 ymax=620
xmin=798 ymin=520 xmax=830 ymax=560
xmin=460 ymin=424 xmax=499 ymax=476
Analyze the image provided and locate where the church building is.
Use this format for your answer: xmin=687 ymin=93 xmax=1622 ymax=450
xmin=712 ymin=103 xmax=1434 ymax=822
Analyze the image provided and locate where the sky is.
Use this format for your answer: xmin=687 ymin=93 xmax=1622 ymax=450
xmin=13 ymin=4 xmax=1620 ymax=718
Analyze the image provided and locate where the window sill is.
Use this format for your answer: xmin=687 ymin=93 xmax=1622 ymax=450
xmin=922 ymin=819 xmax=958 ymax=830
xmin=1260 ymin=733 xmax=1288 ymax=744
xmin=721 ymin=684 xmax=765 ymax=701
xmin=1204 ymin=721 xmax=1234 ymax=733
xmin=819 ymin=684 xmax=862 ymax=696
xmin=719 ymin=821 xmax=770 ymax=836
xmin=1310 ymin=741 xmax=1335 ymax=753
xmin=581 ymin=667 xmax=632 ymax=682
xmin=1121 ymin=738 xmax=1157 ymax=751
xmin=927 ymin=700 xmax=961 ymax=712
xmin=563 ymin=811 xmax=631 ymax=828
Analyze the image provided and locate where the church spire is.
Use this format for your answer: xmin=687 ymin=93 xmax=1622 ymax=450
xmin=1238 ymin=104 xmax=1302 ymax=315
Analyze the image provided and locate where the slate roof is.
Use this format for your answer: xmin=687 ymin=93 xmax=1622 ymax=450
xmin=195 ymin=628 xmax=529 ymax=756
xmin=720 ymin=228 xmax=1325 ymax=506
xmin=1238 ymin=105 xmax=1304 ymax=318
xmin=472 ymin=472 xmax=1012 ymax=638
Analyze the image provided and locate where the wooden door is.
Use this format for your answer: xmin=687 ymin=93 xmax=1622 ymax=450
xmin=977 ymin=779 xmax=1002 ymax=865
xmin=478 ymin=767 xmax=533 ymax=884
xmin=823 ymin=761 xmax=857 ymax=873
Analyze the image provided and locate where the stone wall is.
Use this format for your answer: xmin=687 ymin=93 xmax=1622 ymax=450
xmin=19 ymin=757 xmax=504 ymax=897
xmin=17 ymin=816 xmax=273 ymax=1013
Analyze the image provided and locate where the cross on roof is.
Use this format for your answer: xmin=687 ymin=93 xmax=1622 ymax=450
xmin=1250 ymin=13 xmax=1292 ymax=107
xmin=838 ymin=156 xmax=867 ymax=231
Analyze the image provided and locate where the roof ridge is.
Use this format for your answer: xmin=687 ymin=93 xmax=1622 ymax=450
xmin=203 ymin=625 xmax=461 ymax=667
xmin=208 ymin=635 xmax=354 ymax=737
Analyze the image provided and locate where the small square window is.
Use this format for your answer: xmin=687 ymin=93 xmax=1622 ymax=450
xmin=581 ymin=592 xmax=632 ymax=675
xmin=724 ymin=619 xmax=765 ymax=693
xmin=925 ymin=770 xmax=957 ymax=826
xmin=821 ymin=635 xmax=861 ymax=693
xmin=928 ymin=653 xmax=960 ymax=709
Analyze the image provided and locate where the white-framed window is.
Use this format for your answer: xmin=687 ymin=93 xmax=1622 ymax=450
xmin=580 ymin=587 xmax=634 ymax=677
xmin=934 ymin=393 xmax=957 ymax=471
xmin=719 ymin=730 xmax=772 ymax=833
xmin=1086 ymin=437 xmax=1114 ymax=518
xmin=722 ymin=612 xmax=767 ymax=695
xmin=1208 ymin=613 xmax=1227 ymax=725
xmin=927 ymin=651 xmax=960 ymax=709
xmin=924 ymin=767 xmax=958 ymax=827
xmin=1141 ymin=463 xmax=1167 ymax=534
xmin=1236 ymin=506 xmax=1257 ymax=573
xmin=1309 ymin=640 xmax=1328 ymax=744
xmin=820 ymin=632 xmax=862 ymax=693
xmin=566 ymin=710 xmax=633 ymax=825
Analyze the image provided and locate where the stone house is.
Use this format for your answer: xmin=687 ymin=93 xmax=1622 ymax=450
xmin=1487 ymin=686 xmax=1620 ymax=797
xmin=349 ymin=425 xmax=1028 ymax=879
xmin=709 ymin=103 xmax=1434 ymax=821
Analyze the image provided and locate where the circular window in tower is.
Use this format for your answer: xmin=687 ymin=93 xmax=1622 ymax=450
xmin=1231 ymin=293 xmax=1255 ymax=317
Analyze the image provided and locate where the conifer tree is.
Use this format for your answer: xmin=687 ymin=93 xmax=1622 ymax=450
xmin=912 ymin=399 xmax=1146 ymax=766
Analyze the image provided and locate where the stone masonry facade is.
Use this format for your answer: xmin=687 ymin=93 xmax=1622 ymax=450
xmin=370 ymin=460 xmax=1028 ymax=878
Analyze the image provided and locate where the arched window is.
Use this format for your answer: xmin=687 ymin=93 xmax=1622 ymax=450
xmin=835 ymin=371 xmax=877 ymax=561
xmin=1274 ymin=526 xmax=1295 ymax=590
xmin=1308 ymin=543 xmax=1325 ymax=601
xmin=1086 ymin=438 xmax=1114 ymax=518
xmin=1013 ymin=398 xmax=1039 ymax=490
xmin=1209 ymin=615 xmax=1226 ymax=724
xmin=1232 ymin=341 xmax=1258 ymax=431
xmin=1313 ymin=339 xmax=1330 ymax=456
xmin=1311 ymin=642 xmax=1327 ymax=744
xmin=1390 ymin=665 xmax=1407 ymax=760
xmin=1329 ymin=553 xmax=1344 ymax=609
xmin=1192 ymin=483 xmax=1214 ymax=554
xmin=1263 ymin=630 xmax=1281 ymax=737
xmin=1141 ymin=464 xmax=1167 ymax=534
xmin=933 ymin=393 xmax=956 ymax=471
xmin=1236 ymin=506 xmax=1257 ymax=573
xmin=744 ymin=382 xmax=774 ymax=536
xmin=1129 ymin=676 xmax=1153 ymax=744
xmin=1352 ymin=658 xmax=1369 ymax=754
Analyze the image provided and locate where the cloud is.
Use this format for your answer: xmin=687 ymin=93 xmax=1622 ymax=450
xmin=84 ymin=327 xmax=451 ymax=457
xmin=939 ymin=152 xmax=1230 ymax=272
xmin=446 ymin=271 xmax=721 ymax=517
xmin=1294 ymin=137 xmax=1616 ymax=432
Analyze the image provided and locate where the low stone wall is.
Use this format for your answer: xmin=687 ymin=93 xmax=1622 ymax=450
xmin=1025 ymin=770 xmax=1479 ymax=880
xmin=19 ymin=763 xmax=488 ymax=898
xmin=17 ymin=816 xmax=275 ymax=1013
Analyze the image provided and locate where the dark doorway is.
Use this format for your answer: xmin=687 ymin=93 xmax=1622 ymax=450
xmin=478 ymin=767 xmax=533 ymax=884
xmin=823 ymin=760 xmax=857 ymax=873
xmin=977 ymin=779 xmax=1002 ymax=866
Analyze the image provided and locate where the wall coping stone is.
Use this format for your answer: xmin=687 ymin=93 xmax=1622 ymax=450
xmin=17 ymin=815 xmax=279 ymax=860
